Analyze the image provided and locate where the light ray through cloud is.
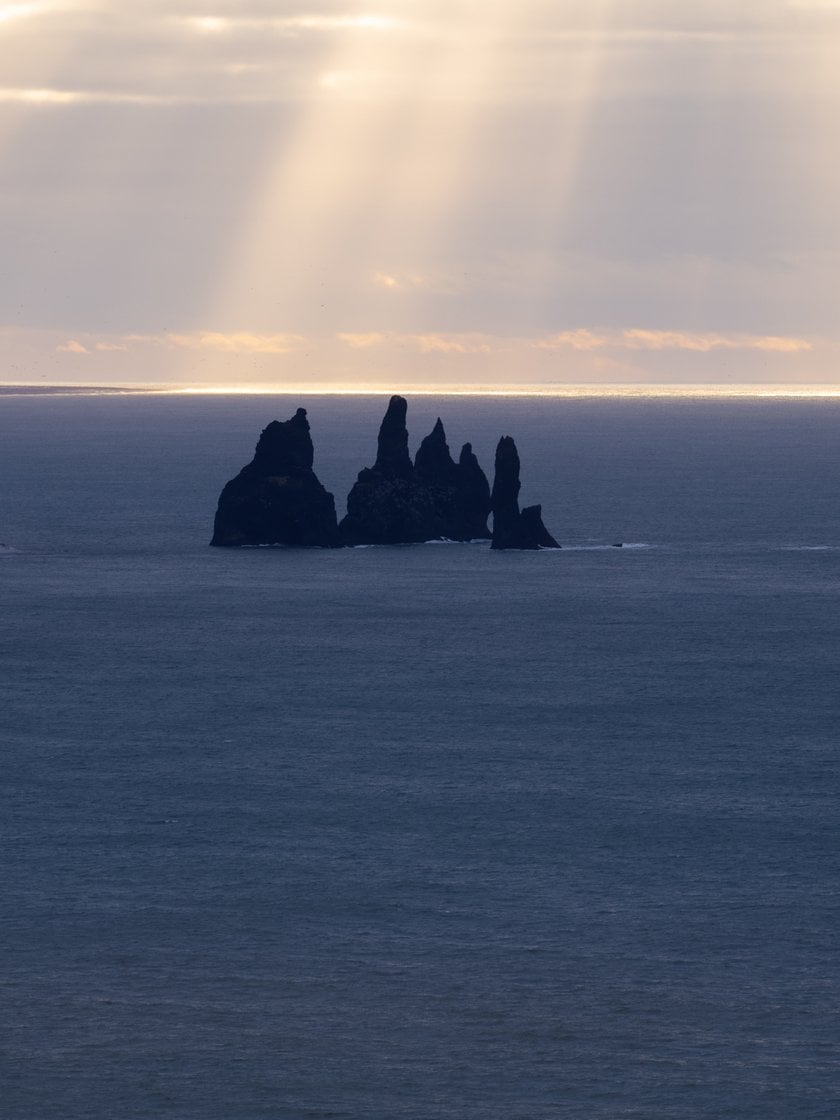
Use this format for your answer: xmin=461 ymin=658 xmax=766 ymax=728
xmin=193 ymin=10 xmax=414 ymax=349
xmin=348 ymin=0 xmax=527 ymax=331
xmin=0 ymin=1 xmax=838 ymax=389
xmin=0 ymin=1 xmax=91 ymax=153
xmin=487 ymin=0 xmax=613 ymax=334
xmin=0 ymin=4 xmax=37 ymax=21
xmin=199 ymin=2 xmax=527 ymax=348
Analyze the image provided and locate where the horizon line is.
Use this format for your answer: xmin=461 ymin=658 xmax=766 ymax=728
xmin=5 ymin=382 xmax=840 ymax=400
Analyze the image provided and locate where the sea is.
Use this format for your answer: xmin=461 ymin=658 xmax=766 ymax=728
xmin=1 ymin=392 xmax=839 ymax=1120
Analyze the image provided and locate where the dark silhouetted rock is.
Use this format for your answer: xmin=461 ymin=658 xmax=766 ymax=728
xmin=520 ymin=504 xmax=560 ymax=548
xmin=490 ymin=436 xmax=525 ymax=548
xmin=490 ymin=436 xmax=559 ymax=550
xmin=414 ymin=418 xmax=459 ymax=486
xmin=211 ymin=408 xmax=342 ymax=547
xmin=373 ymin=394 xmax=413 ymax=479
xmin=455 ymin=443 xmax=493 ymax=540
xmin=339 ymin=397 xmax=491 ymax=544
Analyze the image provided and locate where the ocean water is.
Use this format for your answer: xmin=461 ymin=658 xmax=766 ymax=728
xmin=1 ymin=393 xmax=839 ymax=1120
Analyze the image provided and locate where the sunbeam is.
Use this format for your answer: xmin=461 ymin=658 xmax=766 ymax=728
xmin=197 ymin=3 xmax=548 ymax=365
xmin=0 ymin=1 xmax=89 ymax=153
xmin=195 ymin=11 xmax=411 ymax=339
xmin=0 ymin=1 xmax=838 ymax=390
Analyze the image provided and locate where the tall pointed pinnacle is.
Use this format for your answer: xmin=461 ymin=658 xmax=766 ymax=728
xmin=415 ymin=417 xmax=458 ymax=484
xmin=341 ymin=399 xmax=492 ymax=543
xmin=491 ymin=436 xmax=521 ymax=508
xmin=252 ymin=407 xmax=314 ymax=474
xmin=456 ymin=442 xmax=491 ymax=539
xmin=490 ymin=436 xmax=526 ymax=549
xmin=373 ymin=394 xmax=413 ymax=479
xmin=490 ymin=435 xmax=559 ymax=550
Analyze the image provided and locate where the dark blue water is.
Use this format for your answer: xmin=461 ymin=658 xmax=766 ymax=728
xmin=2 ymin=395 xmax=839 ymax=1119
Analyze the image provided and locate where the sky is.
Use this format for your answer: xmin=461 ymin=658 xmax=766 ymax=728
xmin=0 ymin=0 xmax=838 ymax=392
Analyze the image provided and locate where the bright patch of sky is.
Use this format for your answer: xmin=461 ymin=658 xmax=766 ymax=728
xmin=0 ymin=1 xmax=838 ymax=389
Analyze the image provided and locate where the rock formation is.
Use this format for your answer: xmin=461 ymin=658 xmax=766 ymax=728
xmin=490 ymin=436 xmax=559 ymax=550
xmin=339 ymin=396 xmax=491 ymax=544
xmin=209 ymin=399 xmax=562 ymax=552
xmin=373 ymin=392 xmax=413 ymax=480
xmin=211 ymin=408 xmax=342 ymax=547
xmin=455 ymin=442 xmax=494 ymax=541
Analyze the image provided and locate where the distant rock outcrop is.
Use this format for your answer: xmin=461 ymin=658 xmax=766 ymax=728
xmin=209 ymin=399 xmax=562 ymax=552
xmin=339 ymin=396 xmax=491 ymax=544
xmin=211 ymin=408 xmax=342 ymax=547
xmin=455 ymin=442 xmax=494 ymax=541
xmin=490 ymin=436 xmax=559 ymax=550
xmin=373 ymin=392 xmax=414 ymax=480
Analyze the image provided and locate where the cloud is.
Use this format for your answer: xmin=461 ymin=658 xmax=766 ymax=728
xmin=43 ymin=326 xmax=816 ymax=365
xmin=372 ymin=272 xmax=402 ymax=289
xmin=621 ymin=330 xmax=813 ymax=352
xmin=0 ymin=86 xmax=287 ymax=106
xmin=58 ymin=330 xmax=308 ymax=354
xmin=183 ymin=14 xmax=400 ymax=36
xmin=530 ymin=330 xmax=607 ymax=351
xmin=0 ymin=3 xmax=45 ymax=22
xmin=0 ymin=0 xmax=836 ymax=393
xmin=0 ymin=87 xmax=204 ymax=105
xmin=409 ymin=334 xmax=494 ymax=354
xmin=337 ymin=332 xmax=387 ymax=348
xmin=531 ymin=329 xmax=813 ymax=353
xmin=154 ymin=332 xmax=306 ymax=353
xmin=371 ymin=270 xmax=448 ymax=292
xmin=339 ymin=329 xmax=813 ymax=355
xmin=2 ymin=1 xmax=838 ymax=115
xmin=0 ymin=87 xmax=83 ymax=104
xmin=338 ymin=332 xmax=495 ymax=354
xmin=0 ymin=320 xmax=830 ymax=392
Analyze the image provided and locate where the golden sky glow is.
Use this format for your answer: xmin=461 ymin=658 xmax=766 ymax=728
xmin=0 ymin=1 xmax=839 ymax=390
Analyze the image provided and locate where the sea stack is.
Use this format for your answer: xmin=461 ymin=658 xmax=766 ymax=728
xmin=490 ymin=436 xmax=559 ymax=550
xmin=339 ymin=396 xmax=491 ymax=545
xmin=455 ymin=443 xmax=493 ymax=541
xmin=373 ymin=393 xmax=413 ymax=479
xmin=210 ymin=408 xmax=342 ymax=547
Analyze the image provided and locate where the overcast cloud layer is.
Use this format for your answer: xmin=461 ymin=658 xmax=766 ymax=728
xmin=1 ymin=0 xmax=838 ymax=389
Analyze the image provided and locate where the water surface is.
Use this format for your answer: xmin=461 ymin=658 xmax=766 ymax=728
xmin=2 ymin=395 xmax=838 ymax=1119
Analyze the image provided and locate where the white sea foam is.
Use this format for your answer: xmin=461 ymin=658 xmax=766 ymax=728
xmin=780 ymin=544 xmax=840 ymax=551
xmin=561 ymin=542 xmax=654 ymax=552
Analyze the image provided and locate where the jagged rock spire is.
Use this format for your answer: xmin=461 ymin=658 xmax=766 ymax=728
xmin=210 ymin=399 xmax=559 ymax=551
xmin=520 ymin=505 xmax=559 ymax=548
xmin=211 ymin=408 xmax=341 ymax=548
xmin=373 ymin=395 xmax=413 ymax=479
xmin=490 ymin=436 xmax=526 ymax=549
xmin=252 ymin=407 xmax=314 ymax=474
xmin=490 ymin=436 xmax=559 ymax=550
xmin=457 ymin=442 xmax=492 ymax=539
xmin=414 ymin=417 xmax=459 ymax=485
xmin=340 ymin=399 xmax=491 ymax=543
